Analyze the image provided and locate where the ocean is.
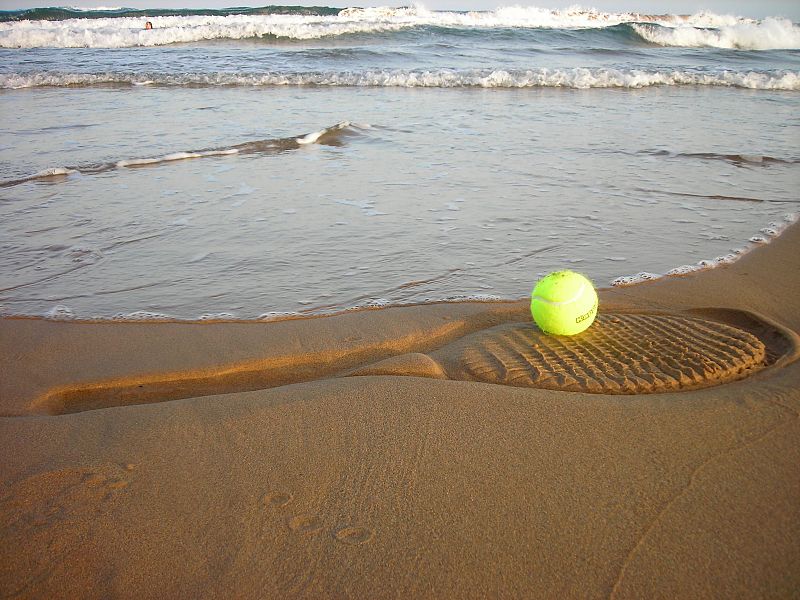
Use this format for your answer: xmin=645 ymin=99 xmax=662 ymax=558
xmin=1 ymin=5 xmax=798 ymax=320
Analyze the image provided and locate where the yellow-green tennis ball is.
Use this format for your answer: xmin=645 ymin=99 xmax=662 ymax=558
xmin=530 ymin=270 xmax=598 ymax=336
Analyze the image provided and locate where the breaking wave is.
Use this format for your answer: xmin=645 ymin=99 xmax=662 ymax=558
xmin=0 ymin=5 xmax=341 ymax=22
xmin=1 ymin=5 xmax=792 ymax=49
xmin=0 ymin=121 xmax=361 ymax=188
xmin=3 ymin=68 xmax=798 ymax=90
xmin=632 ymin=17 xmax=800 ymax=50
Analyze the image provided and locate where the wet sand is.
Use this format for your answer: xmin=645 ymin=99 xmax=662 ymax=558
xmin=1 ymin=223 xmax=799 ymax=599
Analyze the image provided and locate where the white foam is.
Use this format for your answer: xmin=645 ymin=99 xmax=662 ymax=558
xmin=364 ymin=298 xmax=392 ymax=307
xmin=612 ymin=212 xmax=799 ymax=287
xmin=257 ymin=311 xmax=301 ymax=321
xmin=67 ymin=6 xmax=126 ymax=11
xmin=116 ymin=149 xmax=238 ymax=168
xmin=1 ymin=124 xmax=356 ymax=189
xmin=45 ymin=304 xmax=75 ymax=319
xmin=297 ymin=121 xmax=351 ymax=145
xmin=0 ymin=7 xmax=768 ymax=49
xmin=198 ymin=312 xmax=237 ymax=320
xmin=34 ymin=167 xmax=76 ymax=178
xmin=296 ymin=129 xmax=327 ymax=145
xmin=633 ymin=17 xmax=800 ymax=50
xmin=0 ymin=167 xmax=78 ymax=186
xmin=4 ymin=69 xmax=797 ymax=90
xmin=350 ymin=6 xmax=749 ymax=29
xmin=610 ymin=272 xmax=662 ymax=286
xmin=111 ymin=310 xmax=171 ymax=321
xmin=442 ymin=293 xmax=503 ymax=302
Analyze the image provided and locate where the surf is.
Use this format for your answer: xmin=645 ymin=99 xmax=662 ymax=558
xmin=1 ymin=5 xmax=790 ymax=49
xmin=4 ymin=68 xmax=797 ymax=90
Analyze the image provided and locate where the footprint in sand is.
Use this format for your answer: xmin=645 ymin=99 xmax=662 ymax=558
xmin=39 ymin=307 xmax=795 ymax=417
xmin=83 ymin=465 xmax=132 ymax=492
xmin=262 ymin=492 xmax=321 ymax=535
xmin=263 ymin=491 xmax=293 ymax=508
xmin=334 ymin=525 xmax=373 ymax=545
xmin=261 ymin=491 xmax=372 ymax=543
xmin=287 ymin=514 xmax=323 ymax=533
xmin=0 ymin=463 xmax=134 ymax=595
xmin=348 ymin=311 xmax=791 ymax=394
xmin=260 ymin=491 xmax=321 ymax=534
xmin=81 ymin=466 xmax=132 ymax=499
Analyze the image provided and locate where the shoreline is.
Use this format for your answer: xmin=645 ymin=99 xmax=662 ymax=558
xmin=1 ymin=213 xmax=799 ymax=598
xmin=2 ymin=210 xmax=797 ymax=325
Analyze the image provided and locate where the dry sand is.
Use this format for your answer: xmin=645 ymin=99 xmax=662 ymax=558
xmin=1 ymin=223 xmax=799 ymax=599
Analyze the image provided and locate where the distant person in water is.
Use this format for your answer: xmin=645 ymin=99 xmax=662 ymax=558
xmin=145 ymin=21 xmax=153 ymax=30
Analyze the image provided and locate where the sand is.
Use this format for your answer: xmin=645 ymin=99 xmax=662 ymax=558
xmin=1 ymin=223 xmax=799 ymax=599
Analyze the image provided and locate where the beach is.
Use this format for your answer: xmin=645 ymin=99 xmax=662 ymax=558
xmin=2 ymin=7 xmax=799 ymax=321
xmin=2 ymin=4 xmax=799 ymax=597
xmin=2 ymin=215 xmax=799 ymax=598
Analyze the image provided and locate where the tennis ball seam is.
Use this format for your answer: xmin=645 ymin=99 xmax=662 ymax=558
xmin=530 ymin=281 xmax=587 ymax=306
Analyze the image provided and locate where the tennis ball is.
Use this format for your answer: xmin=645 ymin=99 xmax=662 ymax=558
xmin=530 ymin=270 xmax=598 ymax=336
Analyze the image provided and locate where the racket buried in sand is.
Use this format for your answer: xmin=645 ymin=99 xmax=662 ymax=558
xmin=530 ymin=270 xmax=598 ymax=336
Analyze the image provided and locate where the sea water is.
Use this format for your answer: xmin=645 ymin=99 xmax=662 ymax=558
xmin=1 ymin=5 xmax=798 ymax=320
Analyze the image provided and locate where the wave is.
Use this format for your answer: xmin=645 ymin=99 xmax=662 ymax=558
xmin=641 ymin=149 xmax=800 ymax=166
xmin=632 ymin=17 xmax=800 ymax=50
xmin=3 ymin=68 xmax=798 ymax=90
xmin=0 ymin=14 xmax=413 ymax=47
xmin=0 ymin=121 xmax=361 ymax=188
xmin=611 ymin=213 xmax=799 ymax=287
xmin=0 ymin=5 xmax=341 ymax=22
xmin=0 ymin=5 xmax=780 ymax=49
xmin=336 ymin=6 xmax=754 ymax=29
